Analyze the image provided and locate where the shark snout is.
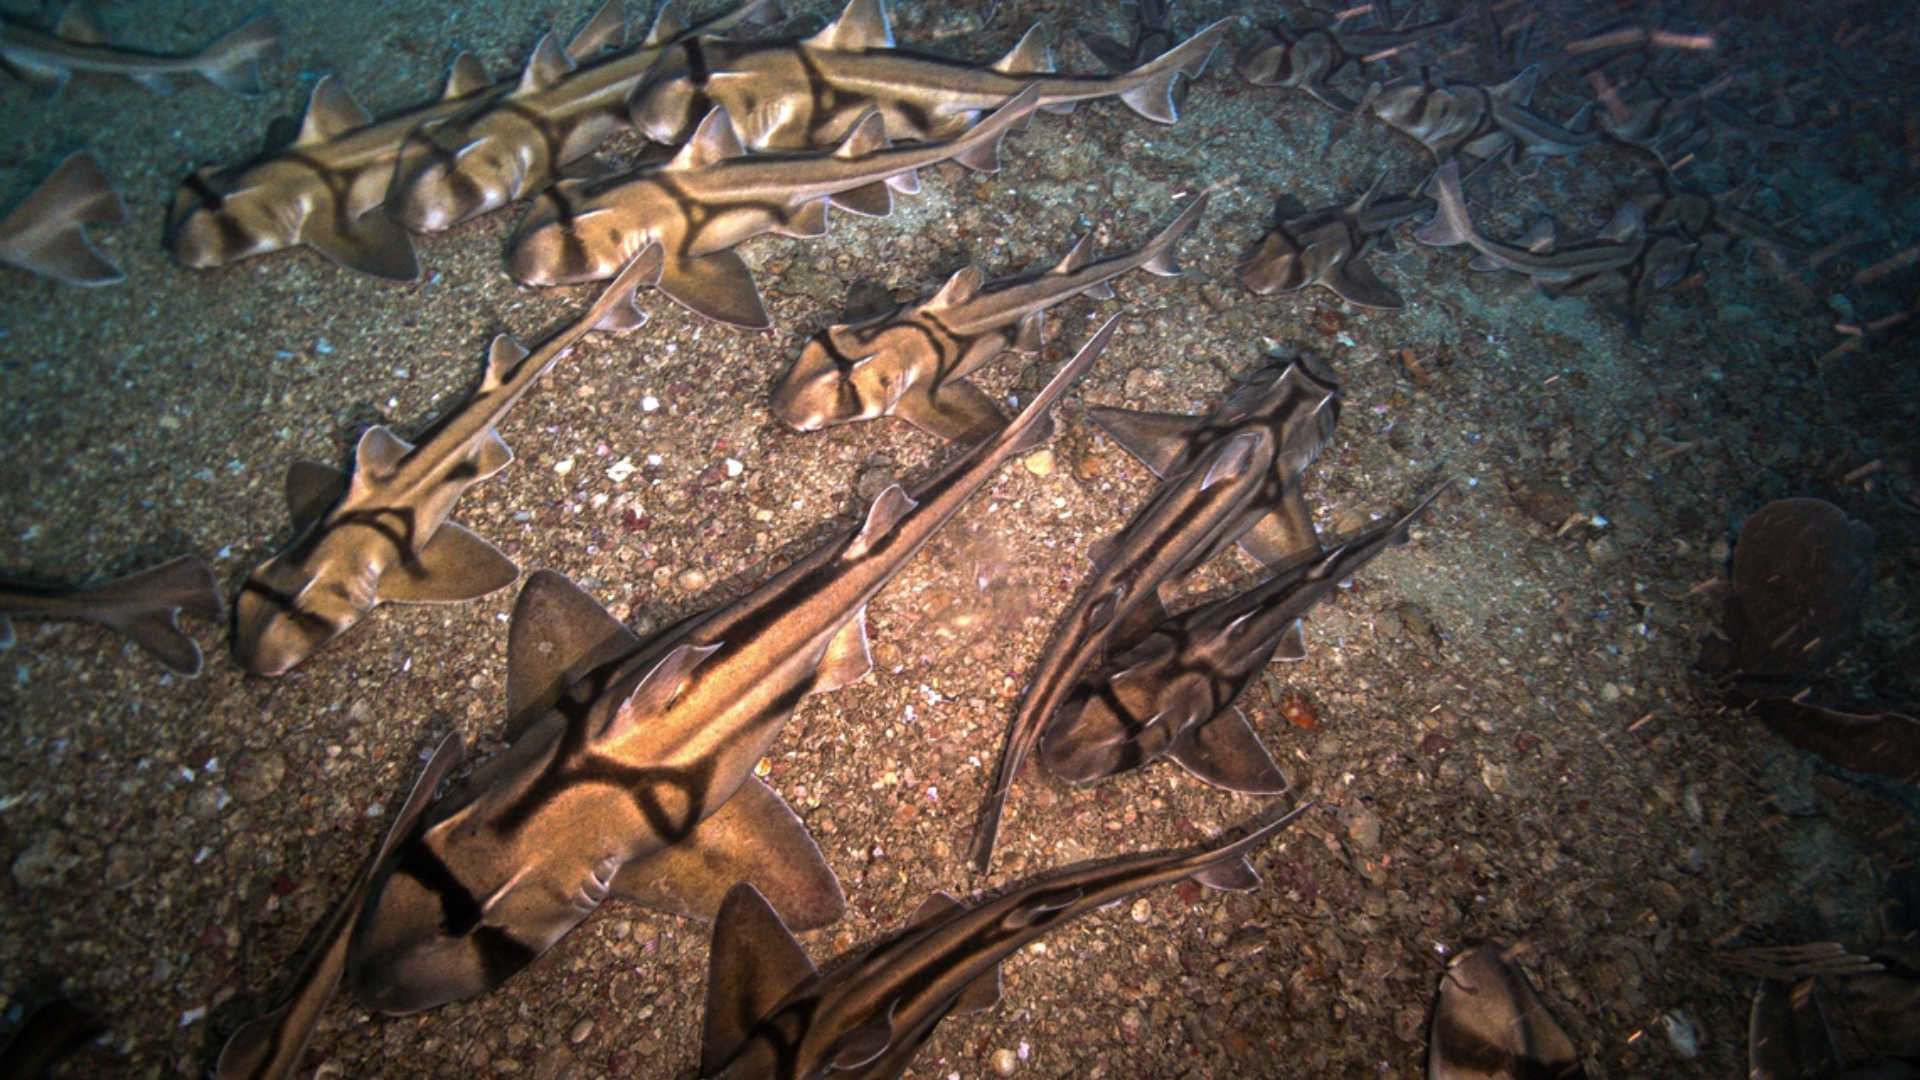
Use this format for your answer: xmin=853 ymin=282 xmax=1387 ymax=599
xmin=505 ymin=197 xmax=617 ymax=287
xmin=770 ymin=341 xmax=860 ymax=431
xmin=231 ymin=584 xmax=337 ymax=676
xmin=391 ymin=134 xmax=508 ymax=234
xmin=347 ymin=870 xmax=496 ymax=1015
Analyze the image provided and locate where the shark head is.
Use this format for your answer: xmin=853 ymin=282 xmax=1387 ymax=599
xmin=166 ymin=161 xmax=304 ymax=268
xmin=506 ymin=186 xmax=644 ymax=286
xmin=231 ymin=551 xmax=375 ymax=676
xmin=348 ymin=789 xmax=624 ymax=1014
xmin=389 ymin=123 xmax=529 ymax=234
xmin=770 ymin=326 xmax=901 ymax=431
xmin=627 ymin=75 xmax=705 ymax=146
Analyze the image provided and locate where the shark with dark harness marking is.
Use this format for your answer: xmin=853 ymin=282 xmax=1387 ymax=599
xmin=1237 ymin=177 xmax=1431 ymax=309
xmin=772 ymin=193 xmax=1206 ymax=442
xmin=231 ymin=245 xmax=661 ymax=676
xmin=341 ymin=316 xmax=1119 ymax=1016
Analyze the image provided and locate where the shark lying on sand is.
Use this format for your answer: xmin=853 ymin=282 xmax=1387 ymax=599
xmin=969 ymin=357 xmax=1339 ymax=872
xmin=343 ymin=316 xmax=1118 ymax=1016
xmin=0 ymin=4 xmax=278 ymax=96
xmin=387 ymin=0 xmax=786 ymax=234
xmin=1041 ymin=488 xmax=1440 ymax=793
xmin=627 ymin=0 xmax=1229 ymax=150
xmin=1236 ymin=10 xmax=1453 ymax=112
xmin=1237 ymin=178 xmax=1430 ymax=309
xmin=698 ymin=806 xmax=1305 ymax=1080
xmin=1367 ymin=65 xmax=1595 ymax=170
xmin=1429 ymin=945 xmax=1582 ymax=1080
xmin=1416 ymin=159 xmax=1697 ymax=334
xmin=1 ymin=150 xmax=125 ymax=286
xmin=168 ymin=53 xmax=505 ymax=280
xmin=772 ymin=193 xmax=1206 ymax=442
xmin=507 ymin=84 xmax=1041 ymax=328
xmin=232 ymin=245 xmax=661 ymax=676
xmin=0 ymin=556 xmax=224 ymax=676
xmin=214 ymin=733 xmax=465 ymax=1080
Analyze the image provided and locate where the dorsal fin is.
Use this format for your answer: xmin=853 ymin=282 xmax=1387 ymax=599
xmin=671 ymin=107 xmax=747 ymax=169
xmin=644 ymin=0 xmax=690 ymax=45
xmin=930 ymin=265 xmax=984 ymax=308
xmin=1201 ymin=431 xmax=1261 ymax=490
xmin=599 ymin=641 xmax=723 ymax=743
xmin=1517 ymin=216 xmax=1556 ymax=253
xmin=1006 ymin=887 xmax=1083 ymax=929
xmin=833 ymin=108 xmax=890 ymax=158
xmin=481 ymin=334 xmax=530 ymax=392
xmin=1052 ymin=233 xmax=1096 ymax=275
xmin=827 ymin=1006 xmax=896 ymax=1069
xmin=908 ymin=891 xmax=967 ymax=927
xmin=701 ymin=884 xmax=821 ymax=1075
xmin=54 ymin=3 xmax=107 ymax=43
xmin=844 ymin=485 xmax=917 ymax=561
xmin=1346 ymin=175 xmax=1387 ymax=217
xmin=991 ymin=24 xmax=1054 ymax=75
xmin=519 ymin=31 xmax=577 ymax=93
xmin=297 ymin=77 xmax=372 ymax=146
xmin=567 ymin=0 xmax=628 ymax=56
xmin=443 ymin=52 xmax=491 ymax=99
xmin=806 ymin=0 xmax=894 ymax=51
xmin=353 ymin=425 xmax=412 ymax=479
xmin=1595 ymin=202 xmax=1643 ymax=244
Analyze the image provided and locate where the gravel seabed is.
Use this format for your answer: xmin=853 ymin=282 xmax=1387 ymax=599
xmin=2 ymin=0 xmax=1916 ymax=1077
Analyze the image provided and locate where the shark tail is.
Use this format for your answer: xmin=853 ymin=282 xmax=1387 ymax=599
xmin=83 ymin=557 xmax=226 ymax=677
xmin=1410 ymin=160 xmax=1476 ymax=248
xmin=1116 ymin=17 xmax=1230 ymax=124
xmin=1138 ymin=190 xmax=1210 ymax=276
xmin=193 ymin=14 xmax=283 ymax=96
xmin=948 ymin=83 xmax=1043 ymax=173
xmin=0 ymin=151 xmax=127 ymax=286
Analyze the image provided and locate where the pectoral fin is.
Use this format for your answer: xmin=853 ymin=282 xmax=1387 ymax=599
xmin=1326 ymin=257 xmax=1405 ymax=310
xmin=302 ymin=211 xmax=420 ymax=282
xmin=701 ymin=882 xmax=821 ymax=1076
xmin=611 ymin=773 xmax=846 ymax=930
xmin=896 ymin=378 xmax=1009 ymax=445
xmin=505 ymin=570 xmax=640 ymax=739
xmin=1234 ymin=486 xmax=1322 ymax=570
xmin=1165 ymin=707 xmax=1288 ymax=794
xmin=656 ymin=249 xmax=769 ymax=329
xmin=376 ymin=522 xmax=519 ymax=604
xmin=284 ymin=461 xmax=349 ymax=531
xmin=1085 ymin=406 xmax=1206 ymax=477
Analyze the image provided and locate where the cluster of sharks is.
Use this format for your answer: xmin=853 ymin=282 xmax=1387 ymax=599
xmin=8 ymin=0 xmax=1847 ymax=1077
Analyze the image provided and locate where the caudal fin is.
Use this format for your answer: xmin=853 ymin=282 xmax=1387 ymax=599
xmin=195 ymin=14 xmax=283 ymax=96
xmin=84 ymin=557 xmax=226 ymax=676
xmin=1117 ymin=18 xmax=1230 ymax=124
xmin=0 ymin=151 xmax=127 ymax=286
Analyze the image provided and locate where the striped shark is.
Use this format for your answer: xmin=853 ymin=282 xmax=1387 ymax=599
xmin=231 ymin=245 xmax=660 ymax=677
xmin=1366 ymin=65 xmax=1596 ymax=170
xmin=387 ymin=0 xmax=786 ymax=234
xmin=626 ymin=0 xmax=1230 ymax=151
xmin=968 ymin=357 xmax=1340 ymax=872
xmin=0 ymin=4 xmax=278 ymax=96
xmin=1236 ymin=178 xmax=1431 ymax=309
xmin=166 ymin=3 xmax=632 ymax=280
xmin=1040 ymin=488 xmax=1440 ymax=793
xmin=342 ymin=316 xmax=1119 ymax=1016
xmin=698 ymin=806 xmax=1304 ymax=1080
xmin=0 ymin=150 xmax=125 ymax=286
xmin=771 ymin=193 xmax=1206 ymax=443
xmin=0 ymin=556 xmax=224 ymax=676
xmin=505 ymin=84 xmax=1041 ymax=328
xmin=1235 ymin=10 xmax=1454 ymax=112
xmin=214 ymin=732 xmax=465 ymax=1080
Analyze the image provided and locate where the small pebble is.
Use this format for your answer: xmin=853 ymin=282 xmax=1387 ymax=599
xmin=569 ymin=1018 xmax=594 ymax=1044
xmin=1130 ymin=898 xmax=1151 ymax=923
xmin=1023 ymin=449 xmax=1055 ymax=477
xmin=678 ymin=568 xmax=709 ymax=593
xmin=990 ymin=1048 xmax=1019 ymax=1076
